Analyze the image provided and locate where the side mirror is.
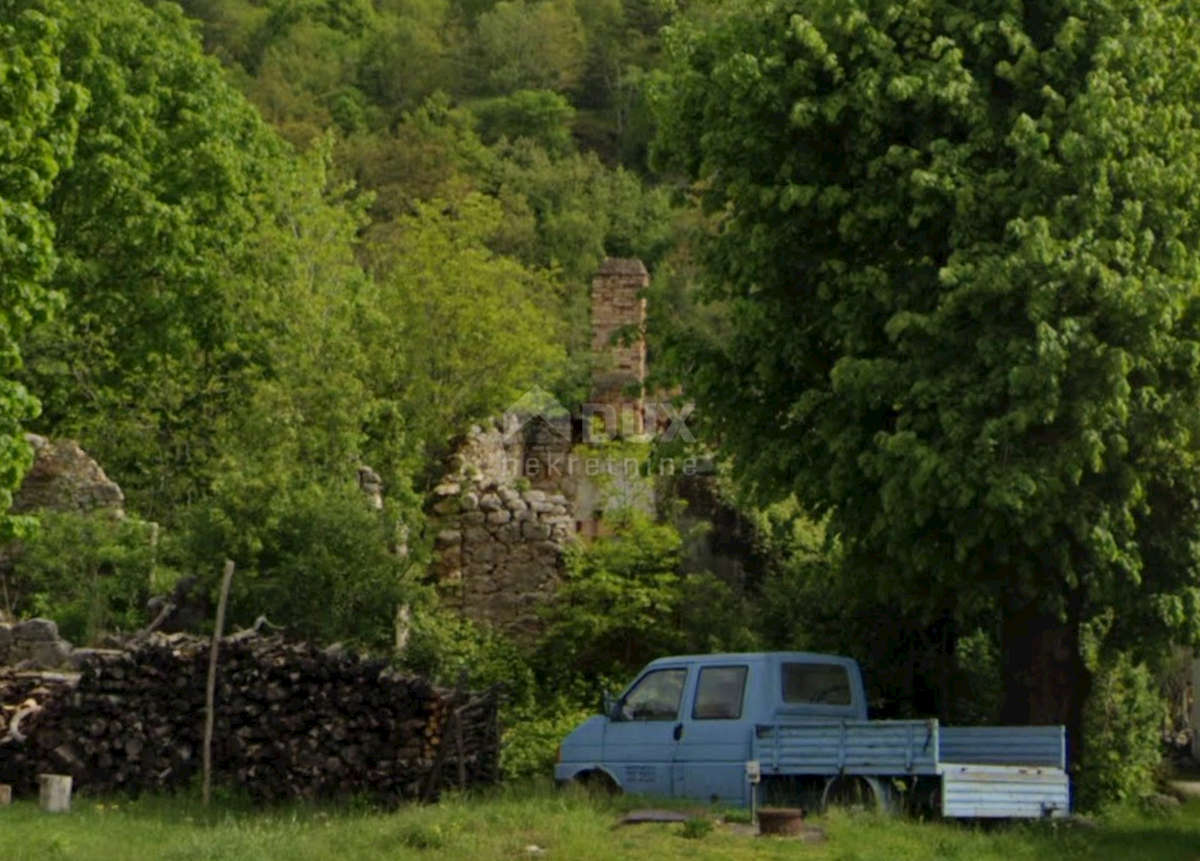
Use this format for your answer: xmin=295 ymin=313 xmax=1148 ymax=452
xmin=602 ymin=691 xmax=624 ymax=721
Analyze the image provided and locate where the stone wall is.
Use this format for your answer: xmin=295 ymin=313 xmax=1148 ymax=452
xmin=0 ymin=618 xmax=73 ymax=669
xmin=429 ymin=464 xmax=574 ymax=639
xmin=424 ymin=258 xmax=666 ymax=638
xmin=11 ymin=434 xmax=125 ymax=517
xmin=430 ymin=415 xmax=577 ymax=638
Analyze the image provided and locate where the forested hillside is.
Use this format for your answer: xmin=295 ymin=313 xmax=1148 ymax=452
xmin=6 ymin=0 xmax=1200 ymax=811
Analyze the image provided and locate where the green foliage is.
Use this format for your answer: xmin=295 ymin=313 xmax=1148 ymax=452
xmin=399 ymin=608 xmax=537 ymax=703
xmin=473 ymin=0 xmax=587 ymax=94
xmin=0 ymin=0 xmax=82 ymax=542
xmin=951 ymin=628 xmax=1002 ymax=726
xmin=499 ymin=696 xmax=594 ymax=781
xmin=178 ymin=483 xmax=416 ymax=651
xmin=679 ymin=818 xmax=713 ymax=840
xmin=397 ymin=608 xmax=588 ymax=780
xmin=534 ymin=505 xmax=757 ymax=689
xmin=3 ymin=511 xmax=169 ymax=644
xmin=18 ymin=0 xmax=295 ymax=523
xmin=486 ymin=139 xmax=674 ymax=281
xmin=360 ymin=190 xmax=569 ymax=482
xmin=651 ymin=0 xmax=1200 ymax=789
xmin=358 ymin=0 xmax=456 ymax=119
xmin=470 ymin=90 xmax=577 ymax=156
xmin=1078 ymin=652 xmax=1168 ymax=812
xmin=537 ymin=508 xmax=686 ymax=683
xmin=653 ymin=0 xmax=1200 ymax=634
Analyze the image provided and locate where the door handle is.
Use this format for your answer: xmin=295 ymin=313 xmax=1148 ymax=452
xmin=673 ymin=723 xmax=684 ymax=741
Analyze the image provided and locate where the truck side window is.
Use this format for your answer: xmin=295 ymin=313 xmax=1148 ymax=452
xmin=621 ymin=668 xmax=688 ymax=721
xmin=692 ymin=666 xmax=748 ymax=720
xmin=782 ymin=663 xmax=852 ymax=706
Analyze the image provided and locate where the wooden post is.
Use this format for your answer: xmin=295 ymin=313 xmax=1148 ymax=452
xmin=148 ymin=522 xmax=160 ymax=592
xmin=203 ymin=558 xmax=235 ymax=807
xmin=0 ymin=784 xmax=12 ymax=807
xmin=455 ymin=705 xmax=466 ymax=791
xmin=38 ymin=774 xmax=72 ymax=813
xmin=1190 ymin=655 xmax=1200 ymax=762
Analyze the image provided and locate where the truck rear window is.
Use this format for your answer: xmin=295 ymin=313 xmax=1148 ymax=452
xmin=781 ymin=663 xmax=852 ymax=706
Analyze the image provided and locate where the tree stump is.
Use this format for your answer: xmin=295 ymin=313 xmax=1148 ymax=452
xmin=0 ymin=784 xmax=11 ymax=806
xmin=38 ymin=774 xmax=72 ymax=813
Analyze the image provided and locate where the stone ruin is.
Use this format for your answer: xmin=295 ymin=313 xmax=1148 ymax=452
xmin=0 ymin=618 xmax=73 ymax=670
xmin=428 ymin=418 xmax=575 ymax=640
xmin=426 ymin=258 xmax=663 ymax=639
xmin=590 ymin=258 xmax=649 ymax=436
xmin=10 ymin=434 xmax=125 ymax=518
xmin=1 ymin=435 xmax=128 ymax=628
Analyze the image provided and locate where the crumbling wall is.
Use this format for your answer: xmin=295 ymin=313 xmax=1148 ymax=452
xmin=430 ymin=424 xmax=575 ymax=639
xmin=0 ymin=618 xmax=74 ymax=669
xmin=426 ymin=258 xmax=664 ymax=636
xmin=11 ymin=434 xmax=125 ymax=517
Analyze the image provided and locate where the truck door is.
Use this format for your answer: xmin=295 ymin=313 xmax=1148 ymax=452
xmin=674 ymin=663 xmax=753 ymax=805
xmin=603 ymin=665 xmax=689 ymax=798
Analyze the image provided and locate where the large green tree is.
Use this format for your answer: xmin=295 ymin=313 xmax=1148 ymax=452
xmin=19 ymin=0 xmax=308 ymax=521
xmin=652 ymin=0 xmax=1200 ymax=767
xmin=359 ymin=190 xmax=569 ymax=484
xmin=0 ymin=0 xmax=81 ymax=539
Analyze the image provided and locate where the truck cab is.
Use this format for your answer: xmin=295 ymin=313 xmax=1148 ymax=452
xmin=554 ymin=651 xmax=865 ymax=806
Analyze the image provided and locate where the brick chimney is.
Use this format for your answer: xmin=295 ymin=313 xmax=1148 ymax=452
xmin=590 ymin=258 xmax=648 ymax=437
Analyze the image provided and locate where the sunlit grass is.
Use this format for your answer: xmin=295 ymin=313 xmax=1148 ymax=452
xmin=1 ymin=781 xmax=1198 ymax=861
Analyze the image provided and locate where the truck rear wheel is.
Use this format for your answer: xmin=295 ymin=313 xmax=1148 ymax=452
xmin=822 ymin=776 xmax=892 ymax=813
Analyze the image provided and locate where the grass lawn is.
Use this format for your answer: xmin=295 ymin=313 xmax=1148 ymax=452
xmin=2 ymin=783 xmax=1200 ymax=861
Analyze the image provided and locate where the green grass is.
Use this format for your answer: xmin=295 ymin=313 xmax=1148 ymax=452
xmin=1 ymin=783 xmax=1199 ymax=861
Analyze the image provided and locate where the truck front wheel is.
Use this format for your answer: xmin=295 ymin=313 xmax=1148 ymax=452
xmin=569 ymin=770 xmax=621 ymax=798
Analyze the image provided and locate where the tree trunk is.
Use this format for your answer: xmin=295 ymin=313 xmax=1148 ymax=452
xmin=999 ymin=590 xmax=1091 ymax=770
xmin=938 ymin=611 xmax=957 ymax=724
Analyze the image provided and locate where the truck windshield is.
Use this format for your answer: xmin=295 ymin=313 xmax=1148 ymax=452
xmin=620 ymin=667 xmax=688 ymax=720
xmin=781 ymin=662 xmax=852 ymax=706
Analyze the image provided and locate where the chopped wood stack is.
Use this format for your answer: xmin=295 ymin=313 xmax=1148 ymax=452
xmin=0 ymin=633 xmax=501 ymax=803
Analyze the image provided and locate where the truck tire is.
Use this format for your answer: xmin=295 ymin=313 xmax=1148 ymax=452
xmin=822 ymin=776 xmax=895 ymax=814
xmin=569 ymin=770 xmax=621 ymax=797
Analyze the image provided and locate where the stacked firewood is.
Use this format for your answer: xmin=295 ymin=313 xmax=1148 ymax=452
xmin=0 ymin=633 xmax=501 ymax=803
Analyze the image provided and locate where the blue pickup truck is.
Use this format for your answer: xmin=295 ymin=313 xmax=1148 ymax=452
xmin=554 ymin=651 xmax=1070 ymax=818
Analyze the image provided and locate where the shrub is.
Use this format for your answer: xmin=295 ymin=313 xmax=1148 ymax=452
xmin=3 ymin=511 xmax=172 ymax=643
xmin=398 ymin=609 xmax=536 ymax=705
xmin=534 ymin=508 xmax=688 ymax=686
xmin=1077 ymin=651 xmax=1168 ymax=811
xmin=500 ymin=695 xmax=595 ymax=782
xmin=176 ymin=483 xmax=419 ymax=650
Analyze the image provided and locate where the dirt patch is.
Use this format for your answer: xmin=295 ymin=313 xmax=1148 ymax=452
xmin=722 ymin=821 xmax=828 ymax=843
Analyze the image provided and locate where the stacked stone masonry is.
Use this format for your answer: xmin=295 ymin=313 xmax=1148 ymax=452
xmin=12 ymin=434 xmax=125 ymax=516
xmin=429 ymin=464 xmax=574 ymax=640
xmin=590 ymin=258 xmax=648 ymax=436
xmin=0 ymin=619 xmax=73 ymax=670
